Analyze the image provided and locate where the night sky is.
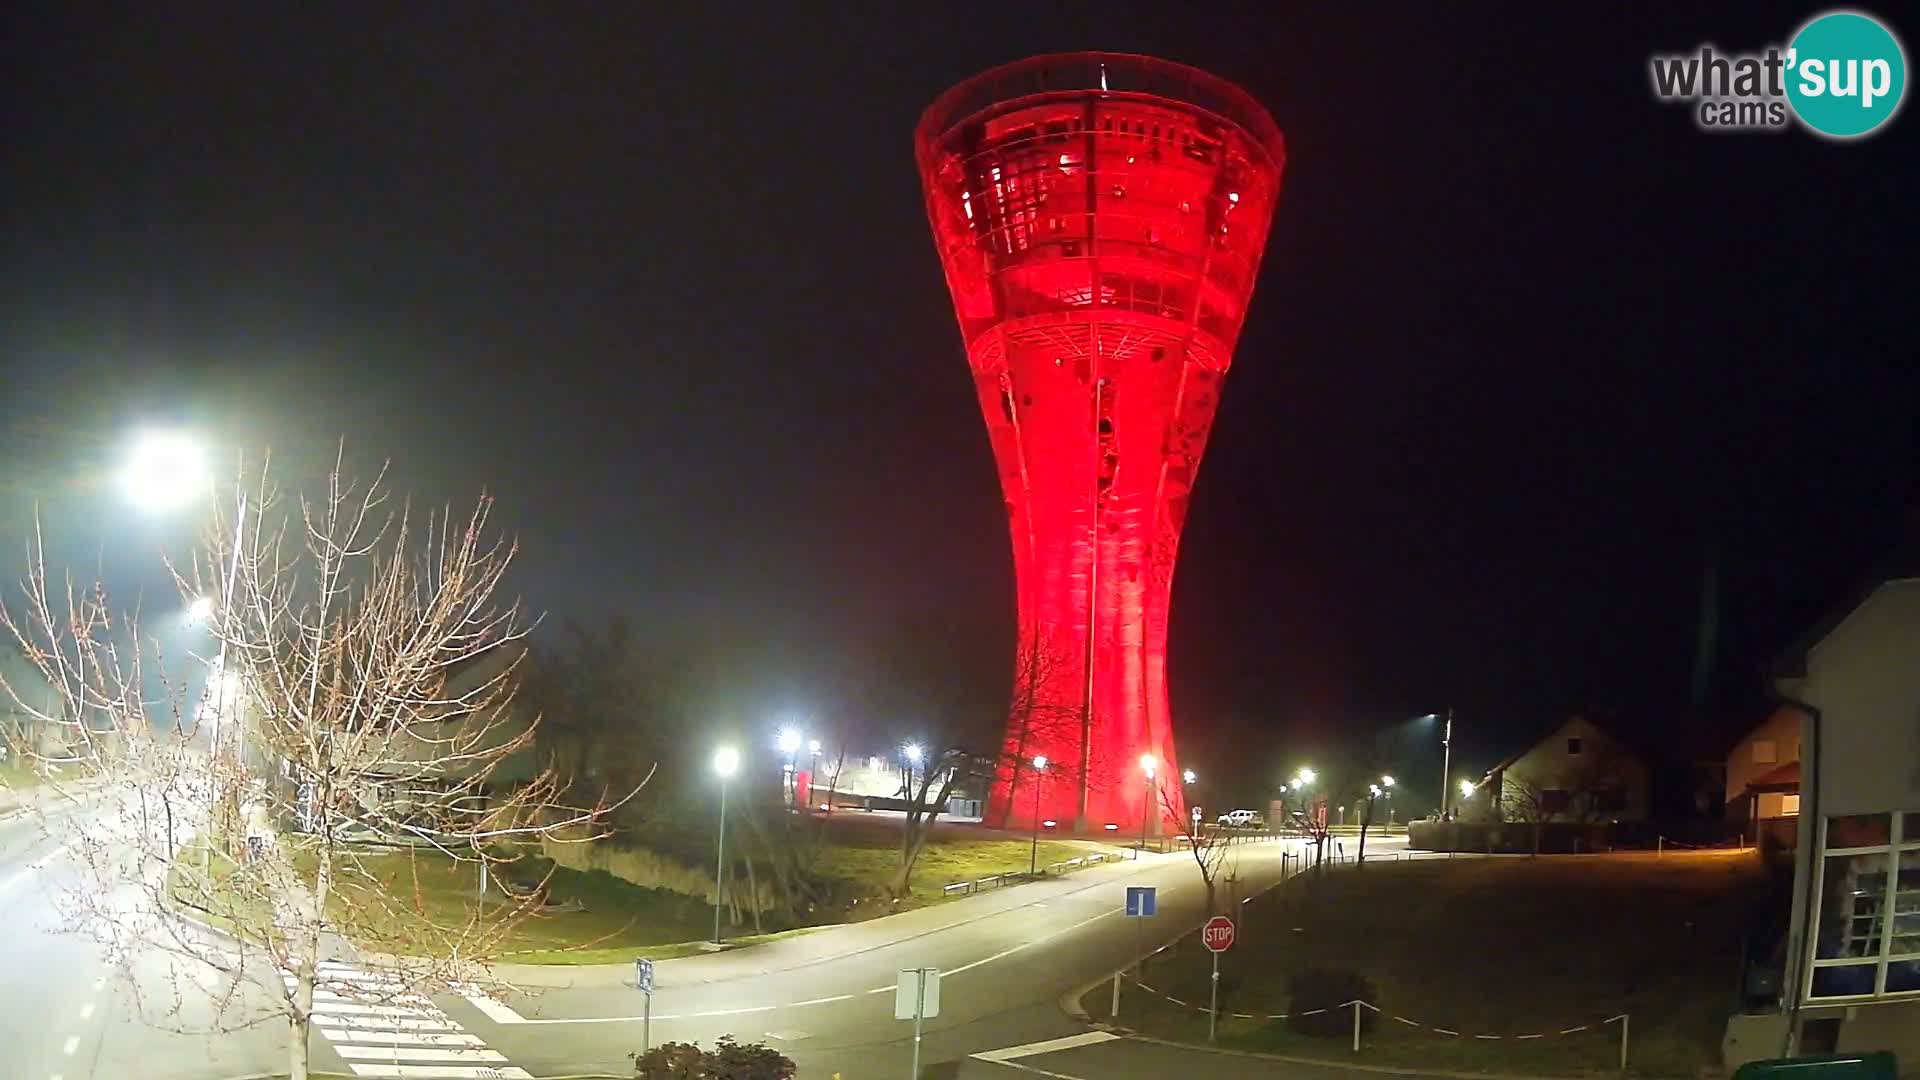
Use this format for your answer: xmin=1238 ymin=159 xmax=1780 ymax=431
xmin=3 ymin=5 xmax=1914 ymax=803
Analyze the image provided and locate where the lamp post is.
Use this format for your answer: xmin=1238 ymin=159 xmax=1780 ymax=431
xmin=711 ymin=746 xmax=739 ymax=946
xmin=1137 ymin=754 xmax=1157 ymax=858
xmin=1422 ymin=709 xmax=1455 ymax=818
xmin=1028 ymin=755 xmax=1048 ymax=876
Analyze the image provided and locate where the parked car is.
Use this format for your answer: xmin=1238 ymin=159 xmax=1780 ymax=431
xmin=1217 ymin=808 xmax=1264 ymax=828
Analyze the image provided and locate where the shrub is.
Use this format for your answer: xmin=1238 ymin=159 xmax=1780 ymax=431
xmin=632 ymin=1035 xmax=796 ymax=1079
xmin=1285 ymin=968 xmax=1378 ymax=1038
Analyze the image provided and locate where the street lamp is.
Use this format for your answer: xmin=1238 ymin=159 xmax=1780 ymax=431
xmin=776 ymin=728 xmax=801 ymax=754
xmin=1419 ymin=710 xmax=1456 ymax=818
xmin=711 ymin=746 xmax=740 ymax=946
xmin=903 ymin=742 xmax=924 ymax=803
xmin=1137 ymin=754 xmax=1157 ymax=859
xmin=1182 ymin=768 xmax=1197 ymax=785
xmin=120 ymin=429 xmax=211 ymax=512
xmin=775 ymin=728 xmax=801 ymax=807
xmin=1028 ymin=755 xmax=1048 ymax=876
xmin=186 ymin=595 xmax=214 ymax=623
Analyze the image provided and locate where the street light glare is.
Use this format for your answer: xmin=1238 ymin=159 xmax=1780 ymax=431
xmin=1032 ymin=754 xmax=1048 ymax=770
xmin=187 ymin=596 xmax=214 ymax=622
xmin=776 ymin=728 xmax=801 ymax=754
xmin=713 ymin=746 xmax=740 ymax=778
xmin=1459 ymin=778 xmax=1477 ymax=798
xmin=122 ymin=430 xmax=211 ymax=512
xmin=1138 ymin=753 xmax=1157 ymax=775
xmin=903 ymin=743 xmax=924 ymax=764
xmin=1182 ymin=768 xmax=1197 ymax=784
xmin=1381 ymin=775 xmax=1396 ymax=787
xmin=1297 ymin=767 xmax=1316 ymax=784
xmin=807 ymin=739 xmax=821 ymax=754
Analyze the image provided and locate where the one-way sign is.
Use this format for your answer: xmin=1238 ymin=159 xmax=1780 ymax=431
xmin=1125 ymin=885 xmax=1157 ymax=917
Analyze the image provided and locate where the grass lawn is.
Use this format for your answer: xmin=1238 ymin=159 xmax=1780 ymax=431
xmin=170 ymin=816 xmax=1115 ymax=963
xmin=799 ymin=814 xmax=1099 ymax=913
xmin=1093 ymin=851 xmax=1773 ymax=1077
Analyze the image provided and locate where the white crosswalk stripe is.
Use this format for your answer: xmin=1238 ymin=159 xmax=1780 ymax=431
xmin=284 ymin=963 xmax=531 ymax=1080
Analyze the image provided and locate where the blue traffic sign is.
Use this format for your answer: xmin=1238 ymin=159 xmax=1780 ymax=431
xmin=1125 ymin=885 xmax=1157 ymax=917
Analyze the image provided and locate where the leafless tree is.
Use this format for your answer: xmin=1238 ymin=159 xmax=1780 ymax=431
xmin=1499 ymin=774 xmax=1554 ymax=855
xmin=1160 ymin=783 xmax=1232 ymax=913
xmin=993 ymin=635 xmax=1084 ymax=827
xmin=0 ymin=453 xmax=644 ymax=1080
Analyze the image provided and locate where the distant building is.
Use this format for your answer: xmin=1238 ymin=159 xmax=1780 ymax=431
xmin=1726 ymin=707 xmax=1803 ymax=831
xmin=1481 ymin=714 xmax=1654 ymax=824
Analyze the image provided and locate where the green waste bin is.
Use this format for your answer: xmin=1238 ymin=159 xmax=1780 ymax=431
xmin=1732 ymin=1053 xmax=1898 ymax=1080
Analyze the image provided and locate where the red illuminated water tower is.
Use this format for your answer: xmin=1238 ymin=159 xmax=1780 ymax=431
xmin=916 ymin=54 xmax=1285 ymax=835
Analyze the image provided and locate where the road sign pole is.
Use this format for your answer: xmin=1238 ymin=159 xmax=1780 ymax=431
xmin=1208 ymin=950 xmax=1220 ymax=1041
xmin=910 ymin=970 xmax=925 ymax=1080
xmin=1111 ymin=970 xmax=1122 ymax=1017
xmin=643 ymin=989 xmax=652 ymax=1055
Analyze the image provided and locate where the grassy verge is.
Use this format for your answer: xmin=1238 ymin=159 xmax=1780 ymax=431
xmin=168 ymin=817 xmax=1115 ymax=963
xmin=1092 ymin=851 xmax=1770 ymax=1077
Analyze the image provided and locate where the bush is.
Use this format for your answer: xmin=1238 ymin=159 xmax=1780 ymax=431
xmin=632 ymin=1035 xmax=796 ymax=1079
xmin=1285 ymin=968 xmax=1378 ymax=1039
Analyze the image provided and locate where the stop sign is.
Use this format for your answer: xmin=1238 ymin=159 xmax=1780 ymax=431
xmin=1201 ymin=915 xmax=1236 ymax=953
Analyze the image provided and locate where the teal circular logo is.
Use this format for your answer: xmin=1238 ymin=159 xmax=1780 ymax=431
xmin=1786 ymin=11 xmax=1907 ymax=138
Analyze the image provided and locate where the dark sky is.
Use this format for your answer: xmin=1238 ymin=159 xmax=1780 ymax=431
xmin=3 ymin=4 xmax=1914 ymax=802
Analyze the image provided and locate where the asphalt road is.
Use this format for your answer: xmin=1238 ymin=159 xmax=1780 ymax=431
xmin=0 ymin=803 xmax=1408 ymax=1080
xmin=459 ymin=833 xmax=1365 ymax=1078
xmin=0 ymin=793 xmax=288 ymax=1080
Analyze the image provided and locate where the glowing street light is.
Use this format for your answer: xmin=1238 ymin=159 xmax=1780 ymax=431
xmin=1460 ymin=778 xmax=1477 ymax=800
xmin=187 ymin=596 xmax=214 ymax=623
xmin=120 ymin=429 xmax=211 ymax=513
xmin=1381 ymin=775 xmax=1396 ymax=788
xmin=776 ymin=728 xmax=802 ymax=754
xmin=1028 ymin=755 xmax=1049 ymax=876
xmin=1182 ymin=768 xmax=1197 ymax=785
xmin=904 ymin=743 xmax=924 ymax=764
xmin=807 ymin=739 xmax=821 ymax=755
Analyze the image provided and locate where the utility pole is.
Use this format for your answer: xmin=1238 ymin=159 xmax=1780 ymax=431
xmin=1438 ymin=707 xmax=1454 ymax=819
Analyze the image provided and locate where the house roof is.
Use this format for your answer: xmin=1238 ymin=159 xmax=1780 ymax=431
xmin=1481 ymin=713 xmax=1645 ymax=781
xmin=1772 ymin=510 xmax=1920 ymax=681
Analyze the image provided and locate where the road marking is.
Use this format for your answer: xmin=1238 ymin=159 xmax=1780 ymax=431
xmin=322 ymin=1031 xmax=485 ymax=1048
xmin=333 ymin=1046 xmax=508 ymax=1063
xmin=315 ymin=1015 xmax=466 ymax=1032
xmin=61 ymin=1036 xmax=79 ymax=1055
xmin=945 ymin=908 xmax=1120 ymax=976
xmin=345 ymin=1066 xmax=532 ymax=1079
xmin=463 ymin=993 xmax=525 ymax=1024
xmin=311 ymin=1002 xmax=440 ymax=1018
xmin=788 ymin=994 xmax=853 ymax=1006
xmin=972 ymin=1031 xmax=1120 ymax=1062
xmin=0 ymin=838 xmax=80 ymax=896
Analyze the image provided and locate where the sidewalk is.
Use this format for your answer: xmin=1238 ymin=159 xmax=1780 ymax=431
xmin=489 ymin=844 xmax=1199 ymax=991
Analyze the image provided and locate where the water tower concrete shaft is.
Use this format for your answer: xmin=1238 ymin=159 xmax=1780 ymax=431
xmin=916 ymin=54 xmax=1285 ymax=833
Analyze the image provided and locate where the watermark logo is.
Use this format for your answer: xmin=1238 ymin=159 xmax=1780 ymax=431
xmin=1649 ymin=9 xmax=1906 ymax=138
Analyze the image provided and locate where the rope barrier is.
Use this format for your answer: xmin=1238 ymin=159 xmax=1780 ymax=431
xmin=1124 ymin=979 xmax=1626 ymax=1042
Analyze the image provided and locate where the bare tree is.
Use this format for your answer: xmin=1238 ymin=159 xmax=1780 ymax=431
xmin=0 ymin=454 xmax=642 ymax=1080
xmin=1160 ymin=783 xmax=1232 ymax=913
xmin=1499 ymin=774 xmax=1554 ymax=856
xmin=993 ymin=636 xmax=1083 ymax=826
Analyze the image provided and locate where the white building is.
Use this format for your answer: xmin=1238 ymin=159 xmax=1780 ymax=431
xmin=1746 ymin=570 xmax=1920 ymax=1065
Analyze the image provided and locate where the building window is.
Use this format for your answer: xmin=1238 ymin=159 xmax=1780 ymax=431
xmin=1566 ymin=737 xmax=1583 ymax=756
xmin=1753 ymin=740 xmax=1777 ymax=764
xmin=1807 ymin=811 xmax=1920 ymax=1001
xmin=1782 ymin=794 xmax=1801 ymax=816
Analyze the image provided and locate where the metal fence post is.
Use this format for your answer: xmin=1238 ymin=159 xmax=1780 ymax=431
xmin=1111 ymin=970 xmax=1121 ymax=1018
